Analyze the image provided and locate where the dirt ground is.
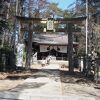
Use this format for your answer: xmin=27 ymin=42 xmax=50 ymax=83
xmin=0 ymin=67 xmax=100 ymax=100
xmin=0 ymin=70 xmax=37 ymax=91
xmin=60 ymin=73 xmax=100 ymax=100
xmin=0 ymin=79 xmax=23 ymax=91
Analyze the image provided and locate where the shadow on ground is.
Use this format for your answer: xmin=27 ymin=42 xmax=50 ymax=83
xmin=6 ymin=68 xmax=94 ymax=85
xmin=60 ymin=70 xmax=94 ymax=85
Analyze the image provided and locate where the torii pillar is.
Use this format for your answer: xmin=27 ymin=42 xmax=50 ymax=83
xmin=25 ymin=22 xmax=33 ymax=68
xmin=67 ymin=23 xmax=74 ymax=73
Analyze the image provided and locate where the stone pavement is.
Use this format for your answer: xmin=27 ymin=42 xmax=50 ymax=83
xmin=0 ymin=64 xmax=95 ymax=100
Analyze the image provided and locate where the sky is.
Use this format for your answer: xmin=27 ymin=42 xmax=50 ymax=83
xmin=49 ymin=0 xmax=76 ymax=10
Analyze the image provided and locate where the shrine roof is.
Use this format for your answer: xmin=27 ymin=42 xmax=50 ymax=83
xmin=32 ymin=33 xmax=78 ymax=45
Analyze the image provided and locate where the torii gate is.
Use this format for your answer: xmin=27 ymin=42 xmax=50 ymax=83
xmin=16 ymin=16 xmax=86 ymax=72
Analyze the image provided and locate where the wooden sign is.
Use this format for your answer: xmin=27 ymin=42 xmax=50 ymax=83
xmin=47 ymin=19 xmax=54 ymax=30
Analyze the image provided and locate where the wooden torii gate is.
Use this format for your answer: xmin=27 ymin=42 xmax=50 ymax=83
xmin=16 ymin=16 xmax=86 ymax=72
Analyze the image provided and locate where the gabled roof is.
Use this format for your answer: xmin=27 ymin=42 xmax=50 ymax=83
xmin=33 ymin=33 xmax=78 ymax=45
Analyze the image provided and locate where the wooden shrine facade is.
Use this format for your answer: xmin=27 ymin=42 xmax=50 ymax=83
xmin=32 ymin=33 xmax=78 ymax=60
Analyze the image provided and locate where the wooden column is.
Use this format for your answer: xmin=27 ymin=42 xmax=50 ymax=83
xmin=67 ymin=23 xmax=74 ymax=72
xmin=25 ymin=0 xmax=34 ymax=68
xmin=25 ymin=22 xmax=33 ymax=68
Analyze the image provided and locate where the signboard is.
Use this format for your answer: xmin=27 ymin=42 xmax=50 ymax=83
xmin=47 ymin=20 xmax=54 ymax=30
